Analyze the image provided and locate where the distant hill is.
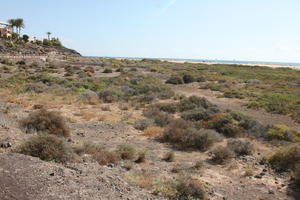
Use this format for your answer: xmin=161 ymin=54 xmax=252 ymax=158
xmin=0 ymin=38 xmax=81 ymax=57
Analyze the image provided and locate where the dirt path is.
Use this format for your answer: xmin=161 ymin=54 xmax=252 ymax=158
xmin=171 ymin=83 xmax=300 ymax=131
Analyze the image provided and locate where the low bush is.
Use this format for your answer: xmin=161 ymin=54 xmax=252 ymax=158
xmin=196 ymin=76 xmax=206 ymax=82
xmin=181 ymin=107 xmax=218 ymax=121
xmin=223 ymin=90 xmax=245 ymax=99
xmin=20 ymin=109 xmax=70 ymax=137
xmin=73 ymin=142 xmax=105 ymax=155
xmin=115 ymin=68 xmax=124 ymax=72
xmin=209 ymin=114 xmax=243 ymax=137
xmin=135 ymin=151 xmax=146 ymax=163
xmin=92 ymin=150 xmax=120 ymax=165
xmin=17 ymin=134 xmax=74 ymax=163
xmin=74 ymin=142 xmax=119 ymax=165
xmin=143 ymin=107 xmax=173 ymax=127
xmin=117 ymin=144 xmax=136 ymax=160
xmin=182 ymin=74 xmax=195 ymax=84
xmin=144 ymin=126 xmax=164 ymax=138
xmin=153 ymin=103 xmax=177 ymax=114
xmin=239 ymin=118 xmax=267 ymax=138
xmin=98 ymin=88 xmax=122 ymax=103
xmin=268 ymin=145 xmax=300 ymax=172
xmin=134 ymin=119 xmax=154 ymax=130
xmin=163 ymin=152 xmax=175 ymax=162
xmin=163 ymin=119 xmax=221 ymax=151
xmin=211 ymin=146 xmax=234 ymax=164
xmin=103 ymin=68 xmax=113 ymax=73
xmin=266 ymin=124 xmax=300 ymax=142
xmin=175 ymin=177 xmax=206 ymax=200
xmin=166 ymin=76 xmax=183 ymax=85
xmin=177 ymin=95 xmax=216 ymax=112
xmin=227 ymin=139 xmax=254 ymax=156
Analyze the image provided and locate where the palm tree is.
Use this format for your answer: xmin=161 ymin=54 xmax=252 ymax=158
xmin=46 ymin=32 xmax=52 ymax=40
xmin=7 ymin=19 xmax=17 ymax=33
xmin=15 ymin=18 xmax=25 ymax=35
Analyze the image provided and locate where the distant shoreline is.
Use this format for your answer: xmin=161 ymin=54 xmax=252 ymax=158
xmin=162 ymin=59 xmax=300 ymax=70
xmin=108 ymin=57 xmax=300 ymax=70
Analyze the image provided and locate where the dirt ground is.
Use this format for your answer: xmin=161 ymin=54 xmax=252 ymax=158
xmin=0 ymin=57 xmax=299 ymax=200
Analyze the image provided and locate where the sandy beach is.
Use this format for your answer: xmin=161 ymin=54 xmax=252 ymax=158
xmin=162 ymin=59 xmax=300 ymax=70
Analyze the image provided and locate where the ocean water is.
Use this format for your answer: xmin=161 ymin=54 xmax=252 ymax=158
xmin=97 ymin=56 xmax=300 ymax=67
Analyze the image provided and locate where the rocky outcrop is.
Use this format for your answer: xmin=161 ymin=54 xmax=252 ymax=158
xmin=0 ymin=39 xmax=81 ymax=57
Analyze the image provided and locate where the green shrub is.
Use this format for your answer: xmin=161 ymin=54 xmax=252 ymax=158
xmin=166 ymin=76 xmax=183 ymax=85
xmin=266 ymin=124 xmax=300 ymax=142
xmin=21 ymin=109 xmax=70 ymax=137
xmin=181 ymin=107 xmax=218 ymax=121
xmin=182 ymin=74 xmax=195 ymax=84
xmin=143 ymin=107 xmax=173 ymax=127
xmin=224 ymin=90 xmax=245 ymax=99
xmin=117 ymin=144 xmax=136 ymax=160
xmin=98 ymin=88 xmax=122 ymax=103
xmin=268 ymin=145 xmax=300 ymax=172
xmin=163 ymin=119 xmax=221 ymax=151
xmin=152 ymin=103 xmax=177 ymax=114
xmin=209 ymin=114 xmax=243 ymax=137
xmin=211 ymin=146 xmax=234 ymax=164
xmin=17 ymin=134 xmax=74 ymax=163
xmin=227 ymin=139 xmax=254 ymax=156
xmin=178 ymin=95 xmax=216 ymax=112
xmin=196 ymin=76 xmax=206 ymax=82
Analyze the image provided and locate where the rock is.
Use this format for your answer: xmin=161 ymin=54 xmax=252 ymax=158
xmin=268 ymin=189 xmax=275 ymax=194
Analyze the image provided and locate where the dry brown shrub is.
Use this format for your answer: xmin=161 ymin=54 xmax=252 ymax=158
xmin=92 ymin=151 xmax=119 ymax=165
xmin=21 ymin=109 xmax=70 ymax=137
xmin=144 ymin=126 xmax=164 ymax=138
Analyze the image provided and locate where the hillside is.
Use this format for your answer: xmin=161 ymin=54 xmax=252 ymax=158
xmin=0 ymin=38 xmax=81 ymax=57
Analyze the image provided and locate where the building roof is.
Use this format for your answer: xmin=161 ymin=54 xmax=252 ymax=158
xmin=0 ymin=22 xmax=11 ymax=26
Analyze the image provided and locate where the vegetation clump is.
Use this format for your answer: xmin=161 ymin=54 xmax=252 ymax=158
xmin=211 ymin=146 xmax=234 ymax=164
xmin=17 ymin=134 xmax=74 ymax=163
xmin=134 ymin=118 xmax=154 ymax=130
xmin=182 ymin=74 xmax=195 ymax=84
xmin=268 ymin=145 xmax=300 ymax=172
xmin=21 ymin=109 xmax=70 ymax=137
xmin=103 ymin=68 xmax=113 ymax=73
xmin=175 ymin=177 xmax=206 ymax=200
xmin=163 ymin=119 xmax=221 ymax=151
xmin=166 ymin=76 xmax=183 ymax=85
xmin=117 ymin=144 xmax=136 ymax=160
xmin=163 ymin=152 xmax=175 ymax=162
xmin=227 ymin=139 xmax=254 ymax=156
xmin=266 ymin=124 xmax=300 ymax=142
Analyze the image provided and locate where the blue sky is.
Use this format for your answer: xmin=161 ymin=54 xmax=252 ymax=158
xmin=1 ymin=0 xmax=300 ymax=62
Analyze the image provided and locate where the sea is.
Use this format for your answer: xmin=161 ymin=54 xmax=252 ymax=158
xmin=98 ymin=56 xmax=300 ymax=67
